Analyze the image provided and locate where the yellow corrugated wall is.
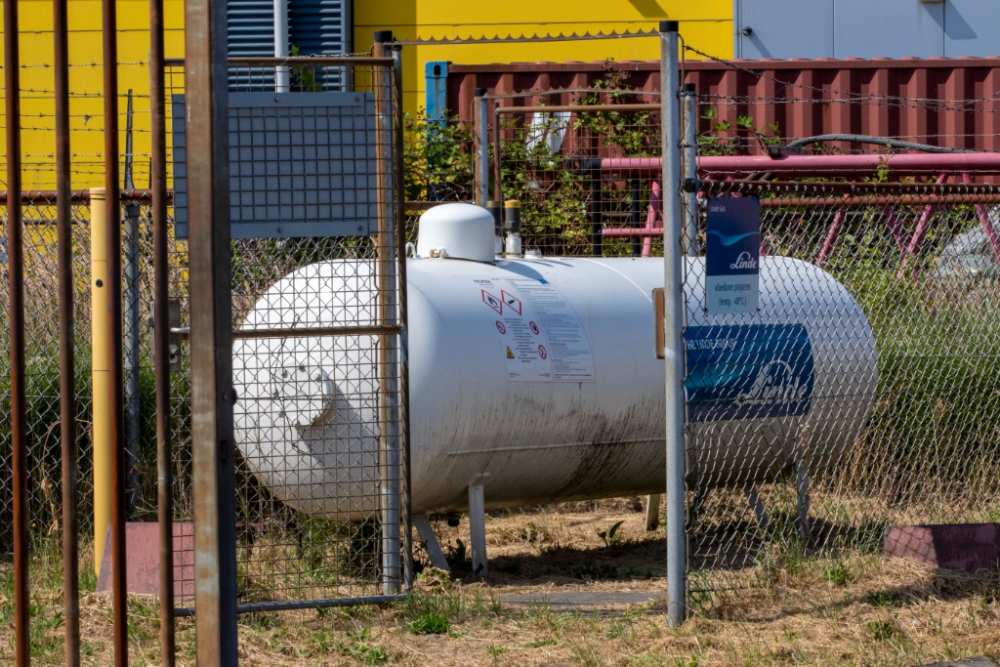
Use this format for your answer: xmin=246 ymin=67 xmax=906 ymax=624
xmin=0 ymin=0 xmax=732 ymax=189
xmin=354 ymin=0 xmax=734 ymax=112
xmin=0 ymin=0 xmax=186 ymax=190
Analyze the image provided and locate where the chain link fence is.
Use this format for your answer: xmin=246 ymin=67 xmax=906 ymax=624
xmin=411 ymin=76 xmax=1000 ymax=611
xmin=683 ymin=180 xmax=1000 ymax=605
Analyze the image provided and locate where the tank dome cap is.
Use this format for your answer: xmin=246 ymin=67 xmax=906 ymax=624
xmin=416 ymin=203 xmax=496 ymax=262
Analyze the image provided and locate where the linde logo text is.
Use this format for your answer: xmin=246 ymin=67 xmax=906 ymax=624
xmin=729 ymin=251 xmax=757 ymax=271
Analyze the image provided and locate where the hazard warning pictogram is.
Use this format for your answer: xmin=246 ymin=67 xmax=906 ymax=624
xmin=482 ymin=290 xmax=502 ymax=314
xmin=529 ymin=321 xmax=540 ymax=335
xmin=506 ymin=347 xmax=515 ymax=359
xmin=495 ymin=321 xmax=506 ymax=335
xmin=538 ymin=345 xmax=548 ymax=360
xmin=500 ymin=290 xmax=522 ymax=315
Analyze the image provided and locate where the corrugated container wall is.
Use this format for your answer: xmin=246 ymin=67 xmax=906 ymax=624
xmin=445 ymin=58 xmax=1000 ymax=153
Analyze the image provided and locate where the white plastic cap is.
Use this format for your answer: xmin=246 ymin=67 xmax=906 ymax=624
xmin=417 ymin=203 xmax=496 ymax=262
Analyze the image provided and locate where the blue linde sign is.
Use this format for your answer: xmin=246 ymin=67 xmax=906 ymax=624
xmin=705 ymin=197 xmax=760 ymax=315
xmin=684 ymin=324 xmax=814 ymax=423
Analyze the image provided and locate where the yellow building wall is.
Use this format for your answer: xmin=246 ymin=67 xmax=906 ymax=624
xmin=354 ymin=0 xmax=734 ymax=113
xmin=1 ymin=0 xmax=733 ymax=189
xmin=0 ymin=0 xmax=186 ymax=190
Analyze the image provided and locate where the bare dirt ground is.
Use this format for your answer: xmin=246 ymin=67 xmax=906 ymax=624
xmin=2 ymin=500 xmax=999 ymax=666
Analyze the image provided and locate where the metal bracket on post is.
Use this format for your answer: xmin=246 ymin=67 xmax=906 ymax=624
xmin=414 ymin=516 xmax=450 ymax=572
xmin=660 ymin=19 xmax=687 ymax=628
xmin=468 ymin=473 xmax=490 ymax=577
xmin=645 ymin=494 xmax=661 ymax=531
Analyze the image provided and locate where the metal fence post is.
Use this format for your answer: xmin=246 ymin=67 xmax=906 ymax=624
xmin=53 ymin=0 xmax=80 ymax=662
xmin=681 ymin=83 xmax=698 ymax=258
xmin=660 ymin=19 xmax=687 ymax=628
xmin=123 ymin=92 xmax=142 ymax=519
xmin=149 ymin=0 xmax=175 ymax=659
xmin=476 ymin=88 xmax=489 ymax=207
xmin=3 ymin=0 xmax=30 ymax=662
xmin=374 ymin=31 xmax=401 ymax=595
xmin=392 ymin=43 xmax=415 ymax=593
xmin=102 ymin=0 xmax=129 ymax=654
xmin=186 ymin=0 xmax=239 ymax=661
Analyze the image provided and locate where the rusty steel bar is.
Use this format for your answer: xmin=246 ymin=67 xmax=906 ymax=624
xmin=186 ymin=0 xmax=239 ymax=659
xmin=703 ymin=180 xmax=1000 ymax=195
xmin=226 ymin=55 xmax=393 ymax=66
xmin=149 ymin=0 xmax=175 ymax=660
xmin=3 ymin=0 xmax=30 ymax=662
xmin=493 ymin=103 xmax=503 ymax=202
xmin=392 ymin=43 xmax=415 ymax=593
xmin=102 ymin=0 xmax=128 ymax=658
xmin=171 ymin=324 xmax=403 ymax=339
xmin=0 ymin=189 xmax=172 ymax=204
xmin=53 ymin=0 xmax=80 ymax=663
xmin=496 ymin=103 xmax=659 ymax=114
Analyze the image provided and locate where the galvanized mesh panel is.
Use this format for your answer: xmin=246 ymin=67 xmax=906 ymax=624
xmin=682 ymin=181 xmax=1000 ymax=604
xmin=166 ymin=58 xmax=407 ymax=608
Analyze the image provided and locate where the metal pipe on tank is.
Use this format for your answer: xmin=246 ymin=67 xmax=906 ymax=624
xmin=274 ymin=0 xmax=289 ymax=92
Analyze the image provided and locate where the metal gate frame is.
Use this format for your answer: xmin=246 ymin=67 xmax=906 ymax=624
xmin=163 ymin=8 xmax=413 ymax=664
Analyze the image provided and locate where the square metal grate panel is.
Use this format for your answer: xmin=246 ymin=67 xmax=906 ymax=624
xmin=172 ymin=92 xmax=379 ymax=239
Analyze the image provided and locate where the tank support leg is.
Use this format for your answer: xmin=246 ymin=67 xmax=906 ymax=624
xmin=795 ymin=458 xmax=810 ymax=542
xmin=414 ymin=516 xmax=450 ymax=572
xmin=744 ymin=485 xmax=770 ymax=531
xmin=645 ymin=494 xmax=661 ymax=531
xmin=468 ymin=483 xmax=488 ymax=576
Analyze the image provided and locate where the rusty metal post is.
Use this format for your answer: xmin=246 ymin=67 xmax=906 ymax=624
xmin=102 ymin=0 xmax=129 ymax=659
xmin=3 ymin=0 xmax=30 ymax=663
xmin=493 ymin=103 xmax=503 ymax=201
xmin=186 ymin=0 xmax=239 ymax=660
xmin=475 ymin=88 xmax=489 ymax=207
xmin=150 ymin=0 xmax=175 ymax=661
xmin=373 ymin=31 xmax=401 ymax=594
xmin=392 ymin=43 xmax=414 ymax=592
xmin=53 ymin=0 xmax=80 ymax=663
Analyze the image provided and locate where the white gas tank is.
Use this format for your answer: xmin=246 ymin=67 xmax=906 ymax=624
xmin=232 ymin=255 xmax=877 ymax=520
xmin=232 ymin=205 xmax=878 ymax=520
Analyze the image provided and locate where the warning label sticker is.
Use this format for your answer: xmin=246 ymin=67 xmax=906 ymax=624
xmin=473 ymin=277 xmax=596 ymax=383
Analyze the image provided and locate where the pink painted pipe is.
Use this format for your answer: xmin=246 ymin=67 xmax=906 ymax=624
xmin=817 ymin=208 xmax=847 ymax=267
xmin=896 ymin=173 xmax=948 ymax=280
xmin=601 ymin=152 xmax=1000 ymax=177
xmin=962 ymin=171 xmax=1000 ymax=266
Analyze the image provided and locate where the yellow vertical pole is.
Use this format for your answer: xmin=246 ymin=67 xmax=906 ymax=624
xmin=90 ymin=187 xmax=111 ymax=575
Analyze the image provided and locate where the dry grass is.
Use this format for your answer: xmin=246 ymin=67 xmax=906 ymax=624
xmin=1 ymin=500 xmax=999 ymax=666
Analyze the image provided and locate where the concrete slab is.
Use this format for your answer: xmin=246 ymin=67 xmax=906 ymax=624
xmin=499 ymin=591 xmax=666 ymax=608
xmin=884 ymin=524 xmax=1000 ymax=574
xmin=918 ymin=658 xmax=997 ymax=667
xmin=96 ymin=521 xmax=195 ymax=600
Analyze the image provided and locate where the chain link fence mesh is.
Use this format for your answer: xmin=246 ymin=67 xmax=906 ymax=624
xmin=2 ymin=58 xmax=999 ymax=619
